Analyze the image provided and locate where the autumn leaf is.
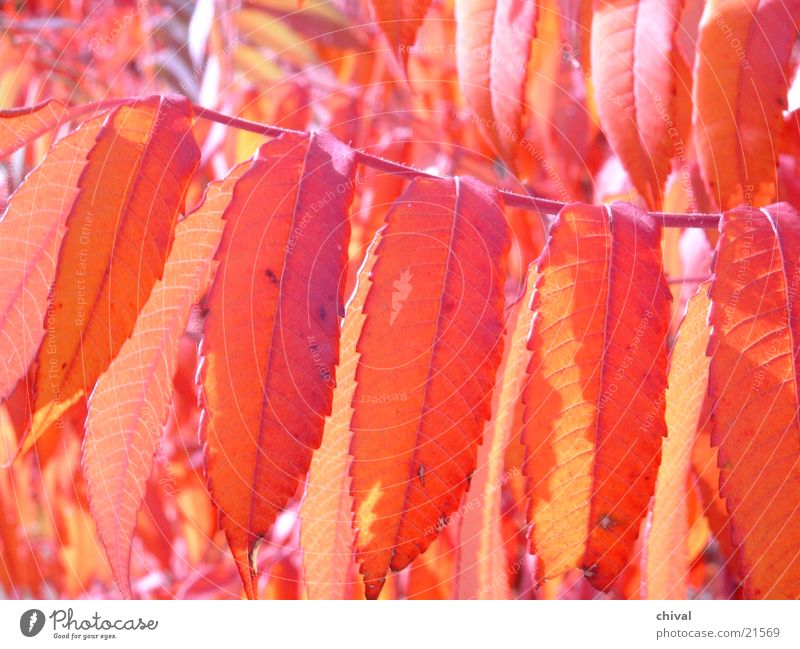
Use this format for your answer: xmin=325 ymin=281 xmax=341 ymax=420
xmin=523 ymin=201 xmax=671 ymax=590
xmin=369 ymin=0 xmax=433 ymax=69
xmin=299 ymin=233 xmax=380 ymax=600
xmin=590 ymin=0 xmax=683 ymax=209
xmin=454 ymin=0 xmax=539 ymax=168
xmin=455 ymin=263 xmax=536 ymax=599
xmin=349 ymin=176 xmax=510 ymax=599
xmin=6 ymin=0 xmax=800 ymax=604
xmin=0 ymin=114 xmax=107 ymax=400
xmin=200 ymin=131 xmax=356 ymax=599
xmin=691 ymin=399 xmax=741 ymax=591
xmin=707 ymin=202 xmax=800 ymax=598
xmin=0 ymin=98 xmax=68 ymax=159
xmin=642 ymin=282 xmax=711 ymax=599
xmin=82 ymin=161 xmax=245 ymax=598
xmin=24 ymin=96 xmax=200 ymax=451
xmin=693 ymin=0 xmax=800 ymax=209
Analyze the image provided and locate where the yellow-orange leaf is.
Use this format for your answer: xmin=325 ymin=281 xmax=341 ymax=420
xmin=643 ymin=282 xmax=711 ymax=599
xmin=523 ymin=202 xmax=671 ymax=590
xmin=83 ymin=162 xmax=245 ymax=598
xmin=693 ymin=0 xmax=800 ymax=209
xmin=0 ymin=114 xmax=106 ymax=399
xmin=707 ymin=202 xmax=800 ymax=598
xmin=692 ymin=401 xmax=740 ymax=587
xmin=300 ymin=233 xmax=380 ymax=600
xmin=200 ymin=132 xmax=356 ymax=599
xmin=25 ymin=96 xmax=200 ymax=449
xmin=350 ymin=176 xmax=510 ymax=598
xmin=455 ymin=264 xmax=536 ymax=599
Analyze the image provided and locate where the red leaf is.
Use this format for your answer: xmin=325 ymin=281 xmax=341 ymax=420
xmin=24 ymin=96 xmax=200 ymax=450
xmin=707 ymin=202 xmax=800 ymax=598
xmin=369 ymin=0 xmax=433 ymax=69
xmin=522 ymin=202 xmax=671 ymax=590
xmin=591 ymin=0 xmax=683 ymax=209
xmin=693 ymin=0 xmax=800 ymax=209
xmin=454 ymin=0 xmax=539 ymax=168
xmin=200 ymin=132 xmax=356 ymax=599
xmin=349 ymin=176 xmax=510 ymax=598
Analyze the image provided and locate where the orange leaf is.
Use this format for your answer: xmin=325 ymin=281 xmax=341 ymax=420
xmin=0 ymin=405 xmax=34 ymax=596
xmin=693 ymin=0 xmax=800 ymax=209
xmin=299 ymin=233 xmax=380 ymax=600
xmin=0 ymin=98 xmax=68 ymax=158
xmin=643 ymin=282 xmax=711 ymax=599
xmin=350 ymin=176 xmax=510 ymax=598
xmin=83 ymin=162 xmax=243 ymax=598
xmin=0 ymin=114 xmax=107 ymax=399
xmin=523 ymin=202 xmax=671 ymax=590
xmin=454 ymin=0 xmax=539 ymax=168
xmin=707 ymin=202 xmax=800 ymax=598
xmin=692 ymin=403 xmax=741 ymax=589
xmin=24 ymin=96 xmax=200 ymax=450
xmin=369 ymin=0 xmax=432 ymax=69
xmin=591 ymin=0 xmax=683 ymax=209
xmin=406 ymin=528 xmax=457 ymax=599
xmin=200 ymin=132 xmax=356 ymax=599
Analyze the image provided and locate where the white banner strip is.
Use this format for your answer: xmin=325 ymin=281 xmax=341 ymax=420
xmin=1 ymin=600 xmax=798 ymax=648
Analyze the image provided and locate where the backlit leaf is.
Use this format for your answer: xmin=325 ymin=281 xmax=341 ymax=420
xmin=707 ymin=202 xmax=800 ymax=598
xmin=591 ymin=0 xmax=683 ymax=209
xmin=350 ymin=176 xmax=510 ymax=598
xmin=0 ymin=114 xmax=107 ymax=399
xmin=455 ymin=0 xmax=539 ymax=168
xmin=369 ymin=0 xmax=433 ymax=68
xmin=299 ymin=233 xmax=380 ymax=600
xmin=83 ymin=162 xmax=244 ymax=598
xmin=523 ymin=201 xmax=671 ymax=590
xmin=642 ymin=282 xmax=711 ymax=599
xmin=200 ymin=131 xmax=356 ymax=599
xmin=25 ymin=96 xmax=200 ymax=450
xmin=693 ymin=0 xmax=800 ymax=209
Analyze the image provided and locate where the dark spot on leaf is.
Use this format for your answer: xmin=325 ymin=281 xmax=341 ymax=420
xmin=265 ymin=268 xmax=278 ymax=285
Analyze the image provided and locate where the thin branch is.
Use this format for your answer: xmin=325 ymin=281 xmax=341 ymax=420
xmin=666 ymin=274 xmax=712 ymax=285
xmin=194 ymin=105 xmax=722 ymax=228
xmin=12 ymin=99 xmax=721 ymax=228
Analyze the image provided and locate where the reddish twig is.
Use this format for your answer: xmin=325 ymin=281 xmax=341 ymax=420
xmin=193 ymin=105 xmax=721 ymax=228
xmin=12 ymin=99 xmax=720 ymax=228
xmin=666 ymin=274 xmax=713 ymax=285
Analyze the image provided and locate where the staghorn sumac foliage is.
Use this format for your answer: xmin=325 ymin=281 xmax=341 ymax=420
xmin=1 ymin=0 xmax=800 ymax=601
